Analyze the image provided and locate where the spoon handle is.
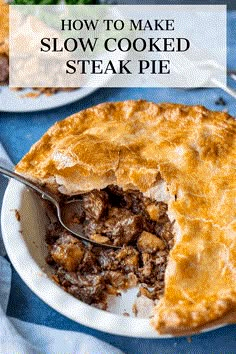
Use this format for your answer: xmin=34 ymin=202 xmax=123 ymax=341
xmin=0 ymin=166 xmax=58 ymax=204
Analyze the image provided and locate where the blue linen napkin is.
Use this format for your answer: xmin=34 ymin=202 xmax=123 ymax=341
xmin=0 ymin=142 xmax=124 ymax=354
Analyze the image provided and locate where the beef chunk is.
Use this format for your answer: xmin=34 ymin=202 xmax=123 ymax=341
xmin=83 ymin=218 xmax=104 ymax=238
xmin=57 ymin=269 xmax=106 ymax=305
xmin=124 ymin=190 xmax=146 ymax=215
xmin=138 ymin=251 xmax=168 ymax=286
xmin=83 ymin=190 xmax=108 ymax=220
xmin=116 ymin=247 xmax=139 ymax=272
xmin=78 ymin=249 xmax=99 ymax=274
xmin=85 ymin=207 xmax=143 ymax=245
xmin=45 ymin=221 xmax=64 ymax=245
xmin=104 ymin=208 xmax=142 ymax=245
xmin=104 ymin=271 xmax=127 ymax=288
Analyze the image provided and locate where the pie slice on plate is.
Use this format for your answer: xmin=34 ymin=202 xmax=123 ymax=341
xmin=0 ymin=4 xmax=76 ymax=96
xmin=15 ymin=100 xmax=236 ymax=334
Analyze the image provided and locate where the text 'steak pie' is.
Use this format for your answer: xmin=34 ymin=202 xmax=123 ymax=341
xmin=15 ymin=100 xmax=236 ymax=335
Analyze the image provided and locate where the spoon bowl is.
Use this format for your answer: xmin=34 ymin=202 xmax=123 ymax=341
xmin=0 ymin=166 xmax=120 ymax=249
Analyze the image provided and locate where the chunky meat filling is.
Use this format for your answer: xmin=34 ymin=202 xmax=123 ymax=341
xmin=46 ymin=185 xmax=174 ymax=310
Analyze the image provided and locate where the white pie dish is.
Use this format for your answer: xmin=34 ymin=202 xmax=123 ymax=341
xmin=1 ymin=178 xmax=225 ymax=338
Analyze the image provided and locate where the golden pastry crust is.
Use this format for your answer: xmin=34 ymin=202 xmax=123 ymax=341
xmin=0 ymin=3 xmax=9 ymax=56
xmin=15 ymin=100 xmax=236 ymax=334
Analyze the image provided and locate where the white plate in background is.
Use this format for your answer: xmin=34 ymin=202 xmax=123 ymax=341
xmin=0 ymin=86 xmax=97 ymax=112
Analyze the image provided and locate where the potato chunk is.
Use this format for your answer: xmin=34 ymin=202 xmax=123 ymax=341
xmin=146 ymin=202 xmax=167 ymax=221
xmin=90 ymin=234 xmax=110 ymax=244
xmin=137 ymin=231 xmax=165 ymax=253
xmin=51 ymin=234 xmax=85 ymax=272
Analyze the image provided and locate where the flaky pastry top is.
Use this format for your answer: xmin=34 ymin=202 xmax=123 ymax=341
xmin=16 ymin=100 xmax=236 ymax=334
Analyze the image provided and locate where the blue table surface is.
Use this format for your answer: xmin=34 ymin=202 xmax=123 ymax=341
xmin=0 ymin=10 xmax=236 ymax=354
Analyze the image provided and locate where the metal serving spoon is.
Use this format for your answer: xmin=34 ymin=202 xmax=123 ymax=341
xmin=0 ymin=166 xmax=120 ymax=249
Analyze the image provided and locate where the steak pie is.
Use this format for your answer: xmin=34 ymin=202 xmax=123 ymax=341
xmin=15 ymin=100 xmax=236 ymax=334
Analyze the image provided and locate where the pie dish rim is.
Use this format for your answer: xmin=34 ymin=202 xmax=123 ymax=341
xmin=1 ymin=178 xmax=228 ymax=338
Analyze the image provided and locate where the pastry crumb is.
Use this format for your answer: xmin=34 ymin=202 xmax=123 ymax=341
xmin=123 ymin=312 xmax=130 ymax=317
xmin=51 ymin=274 xmax=60 ymax=284
xmin=14 ymin=209 xmax=21 ymax=221
xmin=132 ymin=303 xmax=138 ymax=317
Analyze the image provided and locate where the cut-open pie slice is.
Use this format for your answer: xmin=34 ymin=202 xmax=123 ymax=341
xmin=15 ymin=100 xmax=236 ymax=334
